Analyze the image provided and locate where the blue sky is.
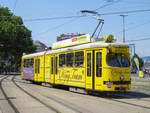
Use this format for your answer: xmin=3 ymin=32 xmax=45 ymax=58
xmin=1 ymin=0 xmax=150 ymax=57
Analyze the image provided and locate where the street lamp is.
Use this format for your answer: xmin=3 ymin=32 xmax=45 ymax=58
xmin=120 ymin=14 xmax=128 ymax=43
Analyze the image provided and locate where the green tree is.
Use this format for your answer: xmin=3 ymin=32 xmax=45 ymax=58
xmin=0 ymin=7 xmax=36 ymax=70
xmin=131 ymin=53 xmax=144 ymax=71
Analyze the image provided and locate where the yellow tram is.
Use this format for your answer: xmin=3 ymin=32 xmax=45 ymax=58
xmin=21 ymin=34 xmax=131 ymax=92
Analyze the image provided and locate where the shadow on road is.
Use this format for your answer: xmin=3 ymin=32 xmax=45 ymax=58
xmin=89 ymin=91 xmax=150 ymax=99
xmin=124 ymin=91 xmax=150 ymax=99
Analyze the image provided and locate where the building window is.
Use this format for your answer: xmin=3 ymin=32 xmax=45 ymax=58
xmin=59 ymin=54 xmax=66 ymax=67
xmin=75 ymin=51 xmax=84 ymax=67
xmin=67 ymin=53 xmax=74 ymax=67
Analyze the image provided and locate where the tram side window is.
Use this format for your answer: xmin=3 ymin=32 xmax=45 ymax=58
xmin=96 ymin=52 xmax=102 ymax=77
xmin=23 ymin=59 xmax=34 ymax=68
xmin=87 ymin=53 xmax=91 ymax=76
xmin=75 ymin=51 xmax=84 ymax=67
xmin=67 ymin=53 xmax=74 ymax=67
xmin=27 ymin=59 xmax=30 ymax=68
xmin=24 ymin=59 xmax=26 ymax=67
xmin=59 ymin=54 xmax=66 ymax=67
xmin=24 ymin=59 xmax=30 ymax=68
xmin=30 ymin=59 xmax=34 ymax=68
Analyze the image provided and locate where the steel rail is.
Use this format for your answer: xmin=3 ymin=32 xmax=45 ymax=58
xmin=12 ymin=76 xmax=61 ymax=113
xmin=0 ymin=75 xmax=5 ymax=78
xmin=0 ymin=75 xmax=20 ymax=113
xmin=14 ymin=78 xmax=86 ymax=113
xmin=98 ymin=93 xmax=150 ymax=110
xmin=13 ymin=75 xmax=150 ymax=111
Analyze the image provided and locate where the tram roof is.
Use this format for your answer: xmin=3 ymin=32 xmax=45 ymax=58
xmin=22 ymin=41 xmax=129 ymax=58
xmin=22 ymin=51 xmax=46 ymax=58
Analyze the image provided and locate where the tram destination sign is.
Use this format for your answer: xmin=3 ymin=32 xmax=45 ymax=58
xmin=111 ymin=47 xmax=129 ymax=53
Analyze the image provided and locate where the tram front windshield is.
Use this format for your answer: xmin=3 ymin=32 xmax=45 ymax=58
xmin=107 ymin=53 xmax=130 ymax=67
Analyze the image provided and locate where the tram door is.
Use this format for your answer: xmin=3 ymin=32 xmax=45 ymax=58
xmin=34 ymin=58 xmax=37 ymax=81
xmin=50 ymin=55 xmax=58 ymax=84
xmin=94 ymin=50 xmax=102 ymax=90
xmin=34 ymin=57 xmax=39 ymax=81
xmin=86 ymin=50 xmax=102 ymax=90
xmin=50 ymin=56 xmax=55 ymax=84
xmin=85 ymin=51 xmax=93 ymax=89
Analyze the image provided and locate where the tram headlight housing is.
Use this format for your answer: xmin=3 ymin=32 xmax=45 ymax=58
xmin=120 ymin=76 xmax=124 ymax=81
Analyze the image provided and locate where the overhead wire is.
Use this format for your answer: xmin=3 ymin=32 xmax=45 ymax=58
xmin=32 ymin=0 xmax=117 ymax=36
xmin=94 ymin=0 xmax=121 ymax=11
xmin=100 ymin=9 xmax=150 ymax=15
xmin=113 ymin=20 xmax=150 ymax=35
xmin=100 ymin=3 xmax=150 ymax=12
xmin=24 ymin=0 xmax=121 ymax=22
xmin=33 ymin=17 xmax=81 ymax=37
xmin=25 ymin=1 xmax=150 ymax=43
xmin=126 ymin=37 xmax=150 ymax=42
xmin=2 ymin=0 xmax=150 ymax=47
xmin=24 ymin=15 xmax=84 ymax=22
xmin=22 ymin=8 xmax=150 ymax=22
xmin=125 ymin=34 xmax=150 ymax=42
xmin=26 ymin=0 xmax=122 ymax=37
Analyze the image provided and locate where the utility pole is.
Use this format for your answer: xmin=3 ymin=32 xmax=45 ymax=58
xmin=120 ymin=14 xmax=128 ymax=43
xmin=129 ymin=44 xmax=135 ymax=56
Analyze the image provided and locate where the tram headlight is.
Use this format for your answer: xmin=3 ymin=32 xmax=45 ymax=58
xmin=120 ymin=76 xmax=124 ymax=81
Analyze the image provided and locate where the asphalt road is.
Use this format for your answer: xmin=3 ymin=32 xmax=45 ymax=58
xmin=0 ymin=74 xmax=150 ymax=113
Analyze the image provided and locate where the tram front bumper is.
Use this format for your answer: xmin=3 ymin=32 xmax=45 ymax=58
xmin=103 ymin=81 xmax=131 ymax=91
xmin=115 ymin=86 xmax=126 ymax=91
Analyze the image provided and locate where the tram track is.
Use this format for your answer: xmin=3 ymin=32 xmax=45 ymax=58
xmin=13 ymin=75 xmax=150 ymax=112
xmin=0 ymin=75 xmax=20 ymax=113
xmin=12 ymin=75 xmax=61 ymax=113
xmin=44 ymin=95 xmax=83 ymax=113
xmin=98 ymin=93 xmax=150 ymax=110
xmin=111 ymin=97 xmax=150 ymax=109
xmin=21 ymin=82 xmax=150 ymax=113
xmin=26 ymin=87 xmax=85 ymax=113
xmin=0 ymin=75 xmax=5 ymax=78
xmin=13 ymin=76 xmax=86 ymax=113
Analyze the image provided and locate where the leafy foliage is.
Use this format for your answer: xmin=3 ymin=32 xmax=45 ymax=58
xmin=131 ymin=53 xmax=144 ymax=71
xmin=0 ymin=7 xmax=36 ymax=70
